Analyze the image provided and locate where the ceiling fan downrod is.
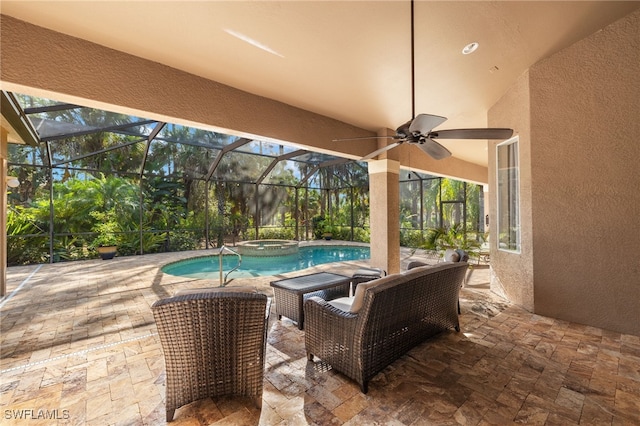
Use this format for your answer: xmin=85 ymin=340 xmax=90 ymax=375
xmin=410 ymin=0 xmax=416 ymax=121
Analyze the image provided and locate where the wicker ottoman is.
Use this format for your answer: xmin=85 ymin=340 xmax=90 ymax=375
xmin=270 ymin=272 xmax=351 ymax=329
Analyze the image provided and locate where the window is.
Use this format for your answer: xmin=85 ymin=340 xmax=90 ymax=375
xmin=496 ymin=137 xmax=520 ymax=252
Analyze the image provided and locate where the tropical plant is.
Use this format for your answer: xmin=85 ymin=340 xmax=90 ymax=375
xmin=53 ymin=235 xmax=88 ymax=261
xmin=322 ymin=218 xmax=335 ymax=238
xmin=425 ymin=223 xmax=482 ymax=255
xmin=89 ymin=210 xmax=120 ymax=248
xmin=6 ymin=206 xmax=48 ymax=265
xmin=311 ymin=215 xmax=326 ymax=240
xmin=400 ymin=229 xmax=424 ymax=248
xmin=351 ymin=226 xmax=370 ymax=243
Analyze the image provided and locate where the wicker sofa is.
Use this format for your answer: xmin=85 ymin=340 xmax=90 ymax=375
xmin=304 ymin=262 xmax=468 ymax=393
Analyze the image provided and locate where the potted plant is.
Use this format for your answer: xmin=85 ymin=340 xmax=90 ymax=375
xmin=321 ymin=229 xmax=333 ymax=240
xmin=312 ymin=215 xmax=335 ymax=240
xmin=90 ymin=210 xmax=119 ymax=260
xmin=321 ymin=220 xmax=335 ymax=240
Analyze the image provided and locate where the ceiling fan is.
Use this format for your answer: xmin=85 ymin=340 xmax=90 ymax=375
xmin=335 ymin=0 xmax=513 ymax=161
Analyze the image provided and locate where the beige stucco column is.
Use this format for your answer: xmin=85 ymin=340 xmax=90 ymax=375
xmin=367 ymin=129 xmax=401 ymax=274
xmin=1 ymin=128 xmax=8 ymax=296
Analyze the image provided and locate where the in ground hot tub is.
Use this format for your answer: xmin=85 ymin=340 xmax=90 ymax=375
xmin=236 ymin=239 xmax=299 ymax=256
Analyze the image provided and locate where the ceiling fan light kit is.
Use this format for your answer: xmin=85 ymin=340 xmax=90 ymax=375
xmin=335 ymin=0 xmax=513 ymax=161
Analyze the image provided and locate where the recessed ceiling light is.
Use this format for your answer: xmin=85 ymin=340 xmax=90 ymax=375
xmin=462 ymin=42 xmax=479 ymax=55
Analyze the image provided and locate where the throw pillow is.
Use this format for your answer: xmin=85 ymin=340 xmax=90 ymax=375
xmin=455 ymin=249 xmax=469 ymax=262
xmin=350 ymin=278 xmax=390 ymax=313
xmin=444 ymin=249 xmax=460 ymax=262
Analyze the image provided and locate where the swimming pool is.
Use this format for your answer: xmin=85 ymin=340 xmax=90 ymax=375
xmin=162 ymin=245 xmax=370 ymax=279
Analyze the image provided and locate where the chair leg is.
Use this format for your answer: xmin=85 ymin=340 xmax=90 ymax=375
xmin=166 ymin=409 xmax=175 ymax=422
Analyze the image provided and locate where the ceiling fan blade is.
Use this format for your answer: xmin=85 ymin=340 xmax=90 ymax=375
xmin=409 ymin=114 xmax=447 ymax=135
xmin=430 ymin=128 xmax=514 ymax=140
xmin=361 ymin=141 xmax=402 ymax=161
xmin=332 ymin=135 xmax=398 ymax=142
xmin=417 ymin=138 xmax=451 ymax=160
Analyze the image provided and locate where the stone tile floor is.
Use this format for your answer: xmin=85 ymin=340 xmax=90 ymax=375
xmin=1 ymin=245 xmax=639 ymax=425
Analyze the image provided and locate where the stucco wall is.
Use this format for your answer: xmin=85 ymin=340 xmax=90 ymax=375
xmin=529 ymin=9 xmax=640 ymax=335
xmin=490 ymin=9 xmax=640 ymax=335
xmin=488 ymin=72 xmax=534 ymax=311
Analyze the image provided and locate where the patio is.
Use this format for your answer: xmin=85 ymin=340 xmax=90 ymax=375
xmin=1 ymin=247 xmax=639 ymax=425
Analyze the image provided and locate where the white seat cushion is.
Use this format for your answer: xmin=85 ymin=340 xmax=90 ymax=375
xmin=329 ymin=274 xmax=403 ymax=313
xmin=327 ymin=296 xmax=355 ymax=312
xmin=346 ymin=278 xmax=389 ymax=313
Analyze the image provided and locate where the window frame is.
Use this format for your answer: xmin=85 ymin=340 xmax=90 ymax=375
xmin=496 ymin=136 xmax=521 ymax=253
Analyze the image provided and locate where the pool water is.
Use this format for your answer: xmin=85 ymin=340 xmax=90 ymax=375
xmin=162 ymin=245 xmax=370 ymax=279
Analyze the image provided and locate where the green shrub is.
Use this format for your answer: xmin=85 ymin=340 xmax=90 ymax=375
xmin=311 ymin=215 xmax=325 ymax=240
xmin=258 ymin=227 xmax=295 ymax=240
xmin=351 ymin=227 xmax=370 ymax=243
xmin=166 ymin=230 xmax=202 ymax=252
xmin=6 ymin=206 xmax=49 ymax=265
xmin=400 ymin=229 xmax=425 ymax=248
xmin=53 ymin=235 xmax=91 ymax=262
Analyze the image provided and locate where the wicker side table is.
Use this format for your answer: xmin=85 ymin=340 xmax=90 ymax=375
xmin=270 ymin=272 xmax=351 ymax=329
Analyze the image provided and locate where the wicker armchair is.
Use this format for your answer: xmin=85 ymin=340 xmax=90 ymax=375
xmin=304 ymin=262 xmax=467 ymax=393
xmin=152 ymin=289 xmax=269 ymax=422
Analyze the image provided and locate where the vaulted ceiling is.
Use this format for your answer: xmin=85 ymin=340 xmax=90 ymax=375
xmin=2 ymin=1 xmax=639 ymax=166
